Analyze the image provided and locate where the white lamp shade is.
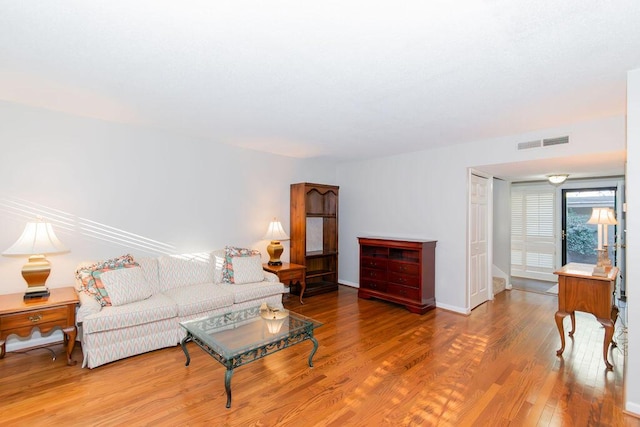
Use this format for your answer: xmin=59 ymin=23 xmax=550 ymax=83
xmin=587 ymin=207 xmax=618 ymax=225
xmin=263 ymin=219 xmax=290 ymax=241
xmin=3 ymin=221 xmax=68 ymax=255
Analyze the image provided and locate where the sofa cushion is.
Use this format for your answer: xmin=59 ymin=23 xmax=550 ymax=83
xmin=223 ymin=281 xmax=285 ymax=304
xmin=137 ymin=257 xmax=161 ymax=294
xmin=82 ymin=293 xmax=177 ymax=334
xmin=230 ymin=255 xmax=265 ymax=284
xmin=157 ymin=254 xmax=214 ymax=292
xmin=75 ymin=254 xmax=139 ymax=307
xmin=212 ymin=249 xmax=225 ymax=284
xmin=162 ymin=283 xmax=234 ymax=317
xmin=100 ymin=267 xmax=153 ymax=306
xmin=222 ymin=246 xmax=261 ymax=284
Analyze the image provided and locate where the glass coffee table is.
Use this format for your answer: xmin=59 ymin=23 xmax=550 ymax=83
xmin=180 ymin=306 xmax=322 ymax=408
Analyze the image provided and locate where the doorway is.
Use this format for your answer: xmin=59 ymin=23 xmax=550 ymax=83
xmin=561 ymin=187 xmax=617 ymax=266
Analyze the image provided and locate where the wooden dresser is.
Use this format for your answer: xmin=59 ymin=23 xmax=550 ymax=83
xmin=358 ymin=237 xmax=436 ymax=314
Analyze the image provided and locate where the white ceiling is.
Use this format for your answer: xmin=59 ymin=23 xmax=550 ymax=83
xmin=1 ymin=1 xmax=639 ymax=177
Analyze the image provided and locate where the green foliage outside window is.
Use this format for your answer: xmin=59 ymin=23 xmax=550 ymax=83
xmin=566 ymin=214 xmax=597 ymax=255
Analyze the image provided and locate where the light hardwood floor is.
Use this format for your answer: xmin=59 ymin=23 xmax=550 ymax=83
xmin=1 ymin=287 xmax=637 ymax=426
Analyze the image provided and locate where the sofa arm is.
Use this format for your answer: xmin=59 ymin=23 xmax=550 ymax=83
xmin=263 ymin=271 xmax=279 ymax=282
xmin=76 ymin=291 xmax=102 ymax=324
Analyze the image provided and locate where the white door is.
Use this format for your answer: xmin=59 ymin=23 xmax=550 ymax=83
xmin=469 ymin=172 xmax=490 ymax=309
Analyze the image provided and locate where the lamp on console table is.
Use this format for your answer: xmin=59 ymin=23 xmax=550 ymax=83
xmin=587 ymin=207 xmax=617 ymax=277
xmin=2 ymin=218 xmax=69 ymax=300
xmin=263 ymin=218 xmax=290 ymax=266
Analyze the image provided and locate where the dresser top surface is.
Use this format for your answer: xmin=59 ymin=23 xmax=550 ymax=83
xmin=358 ymin=236 xmax=437 ymax=244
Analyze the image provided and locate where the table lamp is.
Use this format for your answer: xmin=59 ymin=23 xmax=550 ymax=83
xmin=263 ymin=218 xmax=289 ymax=266
xmin=2 ymin=219 xmax=69 ymax=299
xmin=587 ymin=207 xmax=617 ymax=277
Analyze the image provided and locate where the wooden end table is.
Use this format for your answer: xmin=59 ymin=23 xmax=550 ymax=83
xmin=0 ymin=286 xmax=79 ymax=366
xmin=554 ymin=263 xmax=618 ymax=371
xmin=263 ymin=262 xmax=306 ymax=304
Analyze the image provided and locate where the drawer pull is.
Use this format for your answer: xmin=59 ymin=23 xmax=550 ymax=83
xmin=29 ymin=314 xmax=43 ymax=323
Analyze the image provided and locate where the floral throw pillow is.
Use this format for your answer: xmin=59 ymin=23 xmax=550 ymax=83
xmin=75 ymin=254 xmax=139 ymax=307
xmin=222 ymin=246 xmax=261 ymax=284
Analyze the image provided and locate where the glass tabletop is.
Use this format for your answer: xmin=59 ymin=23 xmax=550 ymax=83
xmin=180 ymin=306 xmax=322 ymax=360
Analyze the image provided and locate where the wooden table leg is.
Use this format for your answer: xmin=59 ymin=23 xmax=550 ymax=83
xmin=555 ymin=310 xmax=568 ymax=356
xmin=568 ymin=312 xmax=576 ymax=337
xmin=299 ymin=280 xmax=306 ymax=305
xmin=599 ymin=318 xmax=615 ymax=371
xmin=62 ymin=326 xmax=77 ymax=366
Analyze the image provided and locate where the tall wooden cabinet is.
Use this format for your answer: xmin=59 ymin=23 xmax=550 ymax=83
xmin=290 ymin=183 xmax=339 ymax=297
xmin=358 ymin=237 xmax=436 ymax=314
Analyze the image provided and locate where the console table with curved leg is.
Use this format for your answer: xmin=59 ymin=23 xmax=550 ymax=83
xmin=554 ymin=263 xmax=618 ymax=371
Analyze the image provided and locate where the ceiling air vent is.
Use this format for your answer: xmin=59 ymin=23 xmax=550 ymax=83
xmin=542 ymin=136 xmax=569 ymax=147
xmin=517 ymin=140 xmax=541 ymax=150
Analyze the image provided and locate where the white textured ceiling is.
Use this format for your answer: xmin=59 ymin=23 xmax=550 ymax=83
xmin=1 ymin=1 xmax=640 ymax=171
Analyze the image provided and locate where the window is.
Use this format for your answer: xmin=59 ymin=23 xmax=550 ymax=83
xmin=511 ymin=184 xmax=556 ymax=281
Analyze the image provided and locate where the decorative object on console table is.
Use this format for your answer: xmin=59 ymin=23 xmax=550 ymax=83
xmin=263 ymin=262 xmax=306 ymax=304
xmin=358 ymin=237 xmax=437 ymax=314
xmin=554 ymin=263 xmax=619 ymax=371
xmin=587 ymin=207 xmax=617 ymax=277
xmin=0 ymin=286 xmax=78 ymax=366
xmin=263 ymin=218 xmax=290 ymax=266
xmin=290 ymin=183 xmax=339 ymax=298
xmin=2 ymin=218 xmax=69 ymax=300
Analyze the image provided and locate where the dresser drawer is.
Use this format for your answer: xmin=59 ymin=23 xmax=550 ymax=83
xmin=0 ymin=306 xmax=69 ymax=330
xmin=361 ymin=267 xmax=388 ymax=282
xmin=388 ymin=284 xmax=420 ymax=300
xmin=360 ymin=279 xmax=388 ymax=293
xmin=388 ymin=261 xmax=419 ymax=276
xmin=361 ymin=257 xmax=387 ymax=270
xmin=388 ymin=271 xmax=419 ymax=288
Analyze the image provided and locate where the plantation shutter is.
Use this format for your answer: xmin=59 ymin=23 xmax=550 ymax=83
xmin=511 ymin=185 xmax=556 ymax=281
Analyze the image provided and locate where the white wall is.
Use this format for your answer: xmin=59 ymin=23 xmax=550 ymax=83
xmin=0 ymin=101 xmax=336 ymax=347
xmin=625 ymin=68 xmax=640 ymax=416
xmin=337 ymin=115 xmax=626 ymax=313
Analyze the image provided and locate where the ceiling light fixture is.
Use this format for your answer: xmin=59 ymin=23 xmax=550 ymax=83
xmin=547 ymin=174 xmax=569 ymax=186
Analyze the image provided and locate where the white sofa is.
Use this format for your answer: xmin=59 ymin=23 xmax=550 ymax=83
xmin=75 ymin=250 xmax=285 ymax=368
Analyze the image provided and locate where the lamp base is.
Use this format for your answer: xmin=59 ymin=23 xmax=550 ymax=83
xmin=592 ymin=248 xmax=611 ymax=277
xmin=266 ymin=240 xmax=284 ymax=266
xmin=24 ymin=286 xmax=50 ymax=300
